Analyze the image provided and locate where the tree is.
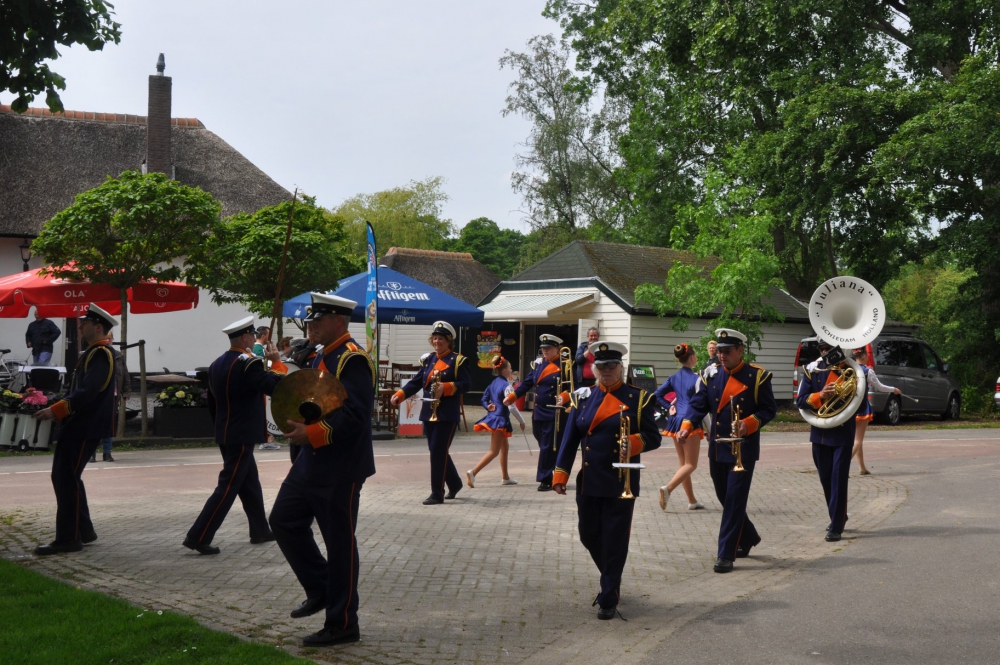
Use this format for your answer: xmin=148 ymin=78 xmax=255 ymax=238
xmin=501 ymin=35 xmax=633 ymax=240
xmin=331 ymin=177 xmax=454 ymax=255
xmin=31 ymin=170 xmax=221 ymax=434
xmin=1 ymin=0 xmax=122 ymax=112
xmin=452 ymin=217 xmax=527 ymax=279
xmin=187 ymin=196 xmax=362 ymax=340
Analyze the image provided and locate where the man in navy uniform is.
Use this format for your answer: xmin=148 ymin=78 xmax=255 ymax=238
xmin=552 ymin=341 xmax=661 ymax=619
xmin=678 ymin=328 xmax=776 ymax=573
xmin=795 ymin=340 xmax=856 ymax=542
xmin=269 ymin=293 xmax=376 ymax=647
xmin=504 ymin=334 xmax=570 ymax=491
xmin=391 ymin=320 xmax=471 ymax=505
xmin=182 ymin=316 xmax=288 ymax=555
xmin=31 ymin=304 xmax=119 ymax=555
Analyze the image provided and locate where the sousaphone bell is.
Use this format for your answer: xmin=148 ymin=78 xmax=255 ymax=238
xmin=270 ymin=369 xmax=348 ymax=434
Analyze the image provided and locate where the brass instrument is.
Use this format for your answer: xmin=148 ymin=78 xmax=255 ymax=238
xmin=816 ymin=364 xmax=859 ymax=419
xmin=552 ymin=346 xmax=576 ymax=451
xmin=428 ymin=370 xmax=442 ymax=422
xmin=270 ymin=369 xmax=348 ymax=434
xmin=618 ymin=405 xmax=635 ymax=499
xmin=715 ymin=397 xmax=745 ymax=472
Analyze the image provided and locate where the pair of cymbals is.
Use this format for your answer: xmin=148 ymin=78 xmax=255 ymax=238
xmin=270 ymin=369 xmax=347 ymax=434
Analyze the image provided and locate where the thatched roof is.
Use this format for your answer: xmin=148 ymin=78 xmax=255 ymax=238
xmin=0 ymin=105 xmax=290 ymax=236
xmin=380 ymin=247 xmax=501 ymax=306
xmin=506 ymin=240 xmax=809 ymax=321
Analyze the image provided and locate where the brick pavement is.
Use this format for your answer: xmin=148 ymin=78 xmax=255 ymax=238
xmin=0 ymin=436 xmax=906 ymax=665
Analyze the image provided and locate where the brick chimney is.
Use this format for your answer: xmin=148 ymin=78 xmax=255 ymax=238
xmin=146 ymin=53 xmax=172 ymax=176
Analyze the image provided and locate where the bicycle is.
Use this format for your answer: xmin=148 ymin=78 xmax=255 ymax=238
xmin=0 ymin=349 xmax=28 ymax=392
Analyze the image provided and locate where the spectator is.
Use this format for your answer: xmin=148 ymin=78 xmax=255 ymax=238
xmin=26 ymin=309 xmax=61 ymax=367
xmin=573 ymin=327 xmax=601 ymax=388
xmin=252 ymin=326 xmax=270 ymax=358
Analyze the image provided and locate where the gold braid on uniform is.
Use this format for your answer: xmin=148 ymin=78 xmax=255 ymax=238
xmin=751 ymin=364 xmax=771 ymax=402
xmin=85 ymin=346 xmax=116 ymax=393
xmin=338 ymin=342 xmax=376 ymax=383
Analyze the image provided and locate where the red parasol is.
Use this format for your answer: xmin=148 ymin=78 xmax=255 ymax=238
xmin=0 ymin=268 xmax=198 ymax=318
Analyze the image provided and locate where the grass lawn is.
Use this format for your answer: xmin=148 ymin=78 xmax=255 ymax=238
xmin=0 ymin=559 xmax=306 ymax=664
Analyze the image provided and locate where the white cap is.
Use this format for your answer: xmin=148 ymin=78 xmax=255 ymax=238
xmin=82 ymin=303 xmax=118 ymax=329
xmin=305 ymin=292 xmax=357 ymax=321
xmin=538 ymin=334 xmax=563 ymax=348
xmin=430 ymin=321 xmax=456 ymax=338
xmin=715 ymin=328 xmax=747 ymax=347
xmin=223 ymin=316 xmax=256 ymax=337
xmin=589 ymin=340 xmax=627 ymax=365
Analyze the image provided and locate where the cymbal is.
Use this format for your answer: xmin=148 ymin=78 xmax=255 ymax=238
xmin=270 ymin=369 xmax=348 ymax=434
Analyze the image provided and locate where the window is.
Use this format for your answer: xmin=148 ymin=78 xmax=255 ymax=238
xmin=921 ymin=345 xmax=941 ymax=371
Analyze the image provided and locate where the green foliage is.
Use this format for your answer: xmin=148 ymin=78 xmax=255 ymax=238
xmin=0 ymin=0 xmax=122 ymax=112
xmin=154 ymin=384 xmax=207 ymax=408
xmin=188 ymin=196 xmax=361 ymax=322
xmin=452 ymin=218 xmax=526 ymax=279
xmin=332 ymin=177 xmax=454 ymax=255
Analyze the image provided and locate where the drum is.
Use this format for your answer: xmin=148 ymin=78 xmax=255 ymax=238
xmin=266 ymin=362 xmax=300 ymax=437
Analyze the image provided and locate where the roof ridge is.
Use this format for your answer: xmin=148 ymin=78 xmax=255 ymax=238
xmin=0 ymin=105 xmax=204 ymax=128
xmin=385 ymin=247 xmax=475 ymax=260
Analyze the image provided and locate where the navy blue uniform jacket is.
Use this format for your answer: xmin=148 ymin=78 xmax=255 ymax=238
xmin=50 ymin=340 xmax=117 ymax=442
xmin=396 ymin=350 xmax=471 ymax=422
xmin=552 ymin=382 xmax=661 ymax=497
xmin=510 ymin=360 xmax=569 ymax=421
xmin=795 ymin=360 xmax=857 ymax=446
xmin=292 ymin=333 xmax=376 ymax=486
xmin=681 ymin=361 xmax=776 ymax=463
xmin=207 ymin=346 xmax=287 ymax=446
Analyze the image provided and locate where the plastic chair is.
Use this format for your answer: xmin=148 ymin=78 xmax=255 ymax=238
xmin=29 ymin=368 xmax=62 ymax=393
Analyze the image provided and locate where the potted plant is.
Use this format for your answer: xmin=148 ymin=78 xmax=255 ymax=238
xmin=153 ymin=384 xmax=213 ymax=438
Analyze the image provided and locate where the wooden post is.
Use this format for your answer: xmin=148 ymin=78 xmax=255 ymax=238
xmin=139 ymin=340 xmax=148 ymax=437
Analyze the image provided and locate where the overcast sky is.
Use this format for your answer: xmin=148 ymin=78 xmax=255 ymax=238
xmin=2 ymin=1 xmax=561 ymax=232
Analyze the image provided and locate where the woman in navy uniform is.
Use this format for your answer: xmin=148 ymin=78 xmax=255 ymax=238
xmin=31 ymin=304 xmax=119 ymax=555
xmin=654 ymin=343 xmax=705 ymax=511
xmin=182 ymin=316 xmax=288 ymax=555
xmin=270 ymin=292 xmax=376 ymax=647
xmin=504 ymin=334 xmax=570 ymax=491
xmin=678 ymin=328 xmax=776 ymax=573
xmin=391 ymin=321 xmax=472 ymax=505
xmin=467 ymin=355 xmax=525 ymax=487
xmin=795 ymin=341 xmax=857 ymax=542
xmin=552 ymin=341 xmax=661 ymax=619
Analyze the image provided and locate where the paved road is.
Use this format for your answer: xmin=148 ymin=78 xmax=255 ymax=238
xmin=1 ymin=428 xmax=997 ymax=664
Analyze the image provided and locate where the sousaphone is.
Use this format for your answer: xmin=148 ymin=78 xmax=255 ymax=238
xmin=800 ymin=276 xmax=885 ymax=429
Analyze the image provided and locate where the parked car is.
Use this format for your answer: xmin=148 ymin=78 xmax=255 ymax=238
xmin=793 ymin=333 xmax=962 ymax=425
xmin=994 ymin=377 xmax=1000 ymax=407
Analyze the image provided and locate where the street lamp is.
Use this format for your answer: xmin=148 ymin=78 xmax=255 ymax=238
xmin=19 ymin=238 xmax=32 ymax=271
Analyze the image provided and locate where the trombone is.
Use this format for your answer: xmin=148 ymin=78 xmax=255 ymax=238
xmin=552 ymin=346 xmax=575 ymax=452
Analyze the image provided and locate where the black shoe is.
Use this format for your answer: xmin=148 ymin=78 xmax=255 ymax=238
xmin=302 ymin=624 xmax=360 ymax=646
xmin=250 ymin=532 xmax=276 ymax=545
xmin=82 ymin=530 xmax=98 ymax=544
xmin=422 ymin=495 xmax=444 ymax=505
xmin=290 ymin=596 xmax=326 ymax=619
xmin=182 ymin=537 xmax=220 ymax=555
xmin=537 ymin=483 xmax=552 ymax=492
xmin=713 ymin=558 xmax=734 ymax=573
xmin=735 ymin=535 xmax=762 ymax=558
xmin=597 ymin=606 xmax=616 ymax=620
xmin=825 ymin=531 xmax=842 ymax=542
xmin=103 ymin=453 xmax=115 ymax=462
xmin=34 ymin=540 xmax=84 ymax=556
xmin=444 ymin=488 xmax=460 ymax=500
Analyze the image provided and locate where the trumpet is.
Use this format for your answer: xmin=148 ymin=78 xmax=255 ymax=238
xmin=428 ymin=370 xmax=442 ymax=422
xmin=716 ymin=397 xmax=745 ymax=472
xmin=618 ymin=405 xmax=635 ymax=499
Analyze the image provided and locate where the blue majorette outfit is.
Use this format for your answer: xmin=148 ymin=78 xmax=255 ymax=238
xmin=474 ymin=376 xmax=525 ymax=437
xmin=654 ymin=365 xmax=704 ymax=437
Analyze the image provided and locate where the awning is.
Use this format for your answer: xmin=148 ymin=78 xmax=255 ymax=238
xmin=480 ymin=291 xmax=597 ymax=320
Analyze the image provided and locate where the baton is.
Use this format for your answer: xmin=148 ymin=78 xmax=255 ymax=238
xmin=521 ymin=428 xmax=533 ymax=456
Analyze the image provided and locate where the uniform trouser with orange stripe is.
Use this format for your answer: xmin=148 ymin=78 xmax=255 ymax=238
xmin=186 ymin=443 xmax=269 ymax=544
xmin=269 ymin=480 xmax=363 ymax=630
xmin=51 ymin=435 xmax=101 ymax=544
xmin=576 ymin=482 xmax=635 ymax=609
xmin=533 ymin=417 xmax=557 ymax=483
xmin=812 ymin=443 xmax=852 ymax=534
xmin=424 ymin=421 xmax=463 ymax=500
xmin=708 ymin=457 xmax=759 ymax=560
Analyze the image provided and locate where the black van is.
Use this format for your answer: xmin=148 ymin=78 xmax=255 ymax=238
xmin=792 ymin=333 xmax=961 ymax=425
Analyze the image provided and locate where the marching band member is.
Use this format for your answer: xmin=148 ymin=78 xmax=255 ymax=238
xmin=269 ymin=293 xmax=376 ymax=646
xmin=468 ymin=355 xmax=524 ymax=487
xmin=552 ymin=341 xmax=661 ymax=619
xmin=678 ymin=329 xmax=776 ymax=573
xmin=504 ymin=334 xmax=569 ymax=491
xmin=31 ymin=304 xmax=119 ymax=555
xmin=183 ymin=316 xmax=287 ymax=555
xmin=655 ymin=343 xmax=705 ymax=511
xmin=796 ymin=341 xmax=856 ymax=542
xmin=850 ymin=346 xmax=902 ymax=476
xmin=391 ymin=321 xmax=471 ymax=505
